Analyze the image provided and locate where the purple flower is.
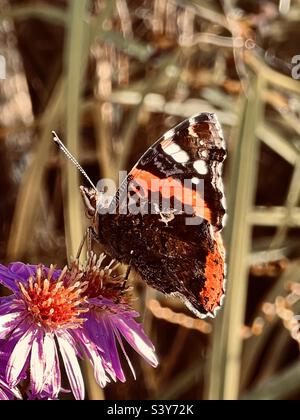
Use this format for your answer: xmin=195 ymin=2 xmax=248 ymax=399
xmin=0 ymin=254 xmax=159 ymax=399
xmin=0 ymin=263 xmax=108 ymax=400
xmin=70 ymin=253 xmax=158 ymax=382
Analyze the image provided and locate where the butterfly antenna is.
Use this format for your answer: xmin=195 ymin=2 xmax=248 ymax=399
xmin=52 ymin=131 xmax=97 ymax=191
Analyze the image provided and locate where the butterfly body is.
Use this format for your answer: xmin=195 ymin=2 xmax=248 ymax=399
xmin=81 ymin=112 xmax=227 ymax=318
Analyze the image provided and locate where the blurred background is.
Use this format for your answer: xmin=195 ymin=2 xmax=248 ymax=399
xmin=1 ymin=0 xmax=300 ymax=400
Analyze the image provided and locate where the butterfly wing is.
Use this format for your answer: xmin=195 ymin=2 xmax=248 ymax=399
xmin=98 ymin=113 xmax=227 ymax=318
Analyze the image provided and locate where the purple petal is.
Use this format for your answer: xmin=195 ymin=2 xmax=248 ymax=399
xmin=85 ymin=299 xmax=158 ymax=381
xmin=43 ymin=333 xmax=56 ymax=387
xmin=0 ymin=378 xmax=22 ymax=400
xmin=114 ymin=317 xmax=158 ymax=367
xmin=86 ymin=314 xmax=125 ymax=382
xmin=0 ymin=318 xmax=31 ymax=356
xmin=6 ymin=324 xmax=36 ymax=387
xmin=56 ymin=327 xmax=83 ymax=359
xmin=30 ymin=330 xmax=45 ymax=396
xmin=0 ymin=263 xmax=34 ymax=292
xmin=0 ymin=263 xmax=62 ymax=293
xmin=49 ymin=339 xmax=61 ymax=400
xmin=9 ymin=262 xmax=36 ymax=278
xmin=0 ymin=328 xmax=30 ymax=388
xmin=0 ymin=388 xmax=9 ymax=400
xmin=0 ymin=312 xmax=22 ymax=339
xmin=73 ymin=329 xmax=109 ymax=387
xmin=56 ymin=331 xmax=85 ymax=401
xmin=0 ymin=296 xmax=18 ymax=314
xmin=111 ymin=322 xmax=136 ymax=380
xmin=0 ymin=356 xmax=7 ymax=376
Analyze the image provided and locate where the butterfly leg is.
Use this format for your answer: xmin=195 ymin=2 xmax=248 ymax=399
xmin=76 ymin=229 xmax=88 ymax=260
xmin=122 ymin=262 xmax=132 ymax=290
xmin=76 ymin=227 xmax=98 ymax=259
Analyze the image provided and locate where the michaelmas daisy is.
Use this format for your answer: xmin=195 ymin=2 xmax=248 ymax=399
xmin=0 ymin=262 xmax=107 ymax=400
xmin=0 ymin=256 xmax=158 ymax=400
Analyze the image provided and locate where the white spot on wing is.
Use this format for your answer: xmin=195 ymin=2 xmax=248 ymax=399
xmin=163 ymin=142 xmax=180 ymax=154
xmin=191 ymin=177 xmax=200 ymax=185
xmin=193 ymin=160 xmax=208 ymax=175
xmin=161 ymin=139 xmax=189 ymax=164
xmin=163 ymin=128 xmax=176 ymax=140
xmin=172 ymin=150 xmax=189 ymax=163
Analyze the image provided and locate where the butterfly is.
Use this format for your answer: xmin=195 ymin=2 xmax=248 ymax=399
xmin=64 ymin=112 xmax=226 ymax=319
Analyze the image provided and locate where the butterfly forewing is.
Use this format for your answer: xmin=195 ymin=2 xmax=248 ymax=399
xmin=98 ymin=113 xmax=227 ymax=318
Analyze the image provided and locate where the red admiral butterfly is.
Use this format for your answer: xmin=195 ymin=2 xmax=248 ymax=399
xmin=54 ymin=112 xmax=226 ymax=318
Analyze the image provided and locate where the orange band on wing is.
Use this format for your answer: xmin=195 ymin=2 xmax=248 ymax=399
xmin=200 ymin=231 xmax=225 ymax=313
xmin=131 ymin=168 xmax=212 ymax=222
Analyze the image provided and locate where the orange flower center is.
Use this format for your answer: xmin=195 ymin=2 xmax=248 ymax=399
xmin=18 ymin=266 xmax=88 ymax=330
